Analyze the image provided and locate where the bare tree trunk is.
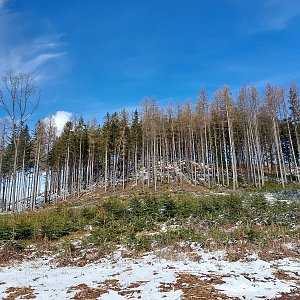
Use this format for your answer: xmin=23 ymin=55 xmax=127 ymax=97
xmin=104 ymin=144 xmax=108 ymax=192
xmin=273 ymin=117 xmax=285 ymax=187
xmin=64 ymin=144 xmax=70 ymax=199
xmin=226 ymin=107 xmax=238 ymax=189
xmin=77 ymin=139 xmax=82 ymax=197
xmin=31 ymin=142 xmax=41 ymax=210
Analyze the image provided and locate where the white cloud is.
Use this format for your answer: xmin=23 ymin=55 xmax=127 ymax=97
xmin=50 ymin=111 xmax=72 ymax=136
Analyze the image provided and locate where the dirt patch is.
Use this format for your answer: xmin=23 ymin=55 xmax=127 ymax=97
xmin=2 ymin=286 xmax=36 ymax=299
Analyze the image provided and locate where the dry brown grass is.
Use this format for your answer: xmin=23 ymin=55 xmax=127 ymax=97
xmin=55 ymin=247 xmax=110 ymax=267
xmin=68 ymin=278 xmax=148 ymax=299
xmin=67 ymin=283 xmax=107 ymax=300
xmin=273 ymin=270 xmax=297 ymax=281
xmin=62 ymin=182 xmax=209 ymax=209
xmin=0 ymin=239 xmax=59 ymax=267
xmin=221 ymin=239 xmax=300 ymax=262
xmin=159 ymin=273 xmax=238 ymax=299
xmin=127 ymin=281 xmax=149 ymax=289
xmin=154 ymin=242 xmax=202 ymax=262
xmin=2 ymin=286 xmax=36 ymax=300
xmin=0 ymin=246 xmax=26 ymax=267
xmin=272 ymin=286 xmax=300 ymax=299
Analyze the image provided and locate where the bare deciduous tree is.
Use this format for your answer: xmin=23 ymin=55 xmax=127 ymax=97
xmin=0 ymin=70 xmax=39 ymax=212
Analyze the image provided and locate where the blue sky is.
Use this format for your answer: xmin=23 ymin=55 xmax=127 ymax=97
xmin=1 ymin=0 xmax=300 ymax=129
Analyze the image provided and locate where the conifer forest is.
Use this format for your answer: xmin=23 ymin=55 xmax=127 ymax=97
xmin=1 ymin=70 xmax=300 ymax=213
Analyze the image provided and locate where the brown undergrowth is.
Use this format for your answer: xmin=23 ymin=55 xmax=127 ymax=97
xmin=2 ymin=286 xmax=36 ymax=300
xmin=159 ymin=273 xmax=238 ymax=300
xmin=68 ymin=279 xmax=148 ymax=300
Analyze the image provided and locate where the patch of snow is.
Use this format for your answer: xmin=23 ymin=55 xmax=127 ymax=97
xmin=0 ymin=247 xmax=299 ymax=299
xmin=160 ymin=222 xmax=181 ymax=233
xmin=264 ymin=191 xmax=300 ymax=204
xmin=264 ymin=193 xmax=277 ymax=203
xmin=284 ymin=243 xmax=297 ymax=251
xmin=213 ymin=257 xmax=296 ymax=299
xmin=210 ymin=191 xmax=229 ymax=196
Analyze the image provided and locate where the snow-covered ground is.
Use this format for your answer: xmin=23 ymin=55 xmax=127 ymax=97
xmin=264 ymin=190 xmax=300 ymax=204
xmin=0 ymin=245 xmax=299 ymax=299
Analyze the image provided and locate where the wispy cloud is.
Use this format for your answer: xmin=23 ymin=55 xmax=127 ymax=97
xmin=0 ymin=36 xmax=66 ymax=74
xmin=262 ymin=0 xmax=300 ymax=30
xmin=0 ymin=6 xmax=67 ymax=81
xmin=0 ymin=0 xmax=6 ymax=9
xmin=241 ymin=0 xmax=300 ymax=33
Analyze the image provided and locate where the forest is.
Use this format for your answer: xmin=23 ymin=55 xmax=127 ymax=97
xmin=0 ymin=70 xmax=300 ymax=213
